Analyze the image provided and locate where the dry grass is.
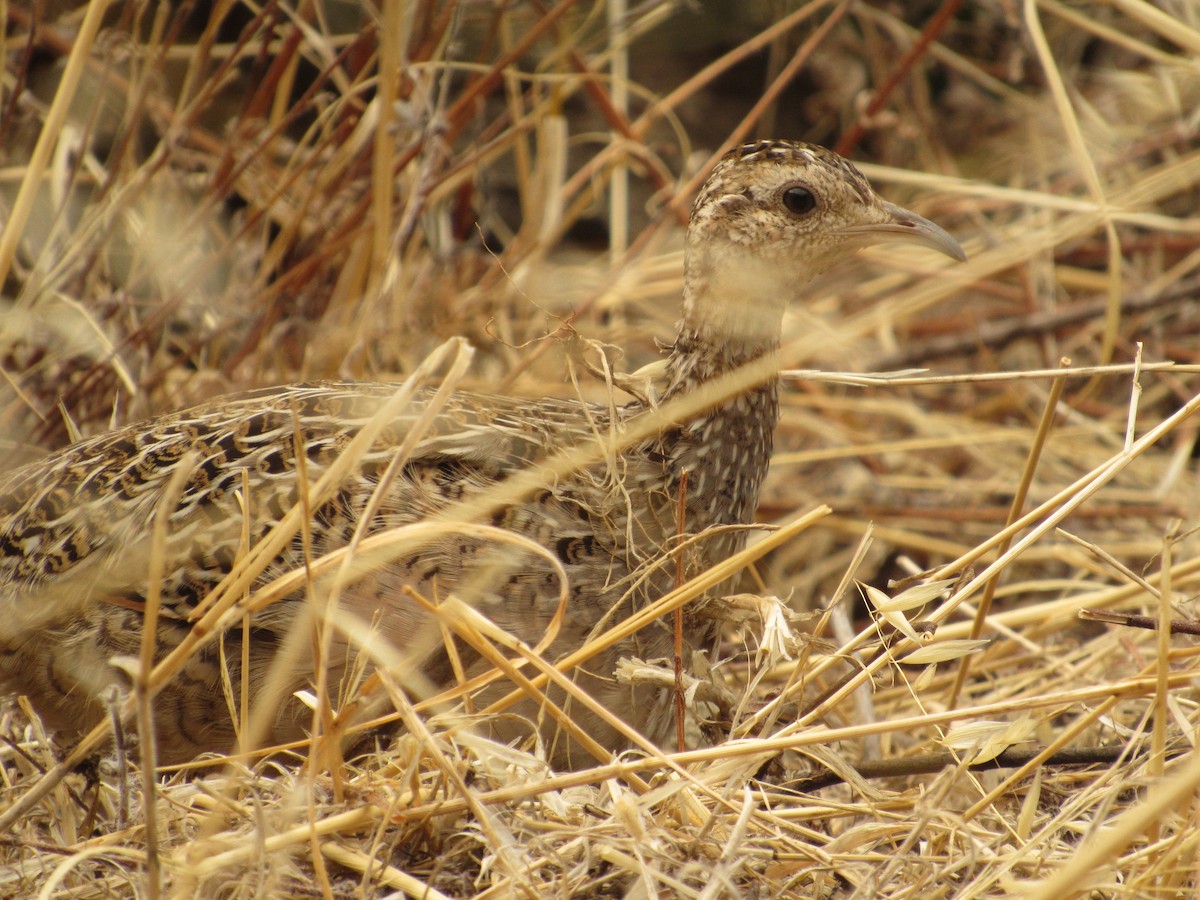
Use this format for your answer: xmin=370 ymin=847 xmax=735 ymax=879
xmin=2 ymin=0 xmax=1200 ymax=896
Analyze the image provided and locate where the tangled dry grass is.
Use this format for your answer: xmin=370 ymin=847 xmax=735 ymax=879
xmin=2 ymin=1 xmax=1200 ymax=896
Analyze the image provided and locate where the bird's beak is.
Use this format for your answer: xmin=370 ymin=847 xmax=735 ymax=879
xmin=839 ymin=201 xmax=967 ymax=262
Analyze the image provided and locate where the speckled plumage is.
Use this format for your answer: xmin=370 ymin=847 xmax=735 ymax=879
xmin=0 ymin=141 xmax=964 ymax=766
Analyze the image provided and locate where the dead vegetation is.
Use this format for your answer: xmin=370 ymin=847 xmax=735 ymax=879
xmin=2 ymin=0 xmax=1200 ymax=896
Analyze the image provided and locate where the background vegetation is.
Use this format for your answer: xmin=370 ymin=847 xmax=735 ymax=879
xmin=2 ymin=1 xmax=1199 ymax=896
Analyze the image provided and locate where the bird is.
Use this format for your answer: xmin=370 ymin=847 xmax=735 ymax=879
xmin=0 ymin=140 xmax=965 ymax=768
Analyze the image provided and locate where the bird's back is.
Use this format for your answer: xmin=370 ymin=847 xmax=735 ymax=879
xmin=0 ymin=381 xmax=685 ymax=764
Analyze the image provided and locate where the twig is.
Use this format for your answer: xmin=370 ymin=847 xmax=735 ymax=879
xmin=874 ymin=273 xmax=1200 ymax=369
xmin=783 ymin=743 xmax=1156 ymax=793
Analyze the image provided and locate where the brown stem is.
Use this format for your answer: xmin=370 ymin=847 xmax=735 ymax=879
xmin=835 ymin=0 xmax=964 ymax=156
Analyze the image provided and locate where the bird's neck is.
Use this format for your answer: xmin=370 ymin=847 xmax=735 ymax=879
xmin=663 ymin=245 xmax=791 ymax=399
xmin=656 ymin=249 xmax=791 ymax=530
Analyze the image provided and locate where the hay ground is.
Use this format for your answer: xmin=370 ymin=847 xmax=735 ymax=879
xmin=2 ymin=1 xmax=1200 ymax=896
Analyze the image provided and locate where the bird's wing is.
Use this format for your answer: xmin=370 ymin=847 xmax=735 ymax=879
xmin=0 ymin=381 xmax=614 ymax=627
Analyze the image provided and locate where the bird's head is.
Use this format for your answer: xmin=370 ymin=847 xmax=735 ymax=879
xmin=690 ymin=140 xmax=965 ymax=272
xmin=682 ymin=140 xmax=965 ymax=344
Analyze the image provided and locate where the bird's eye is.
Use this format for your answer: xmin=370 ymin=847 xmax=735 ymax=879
xmin=782 ymin=186 xmax=816 ymax=216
